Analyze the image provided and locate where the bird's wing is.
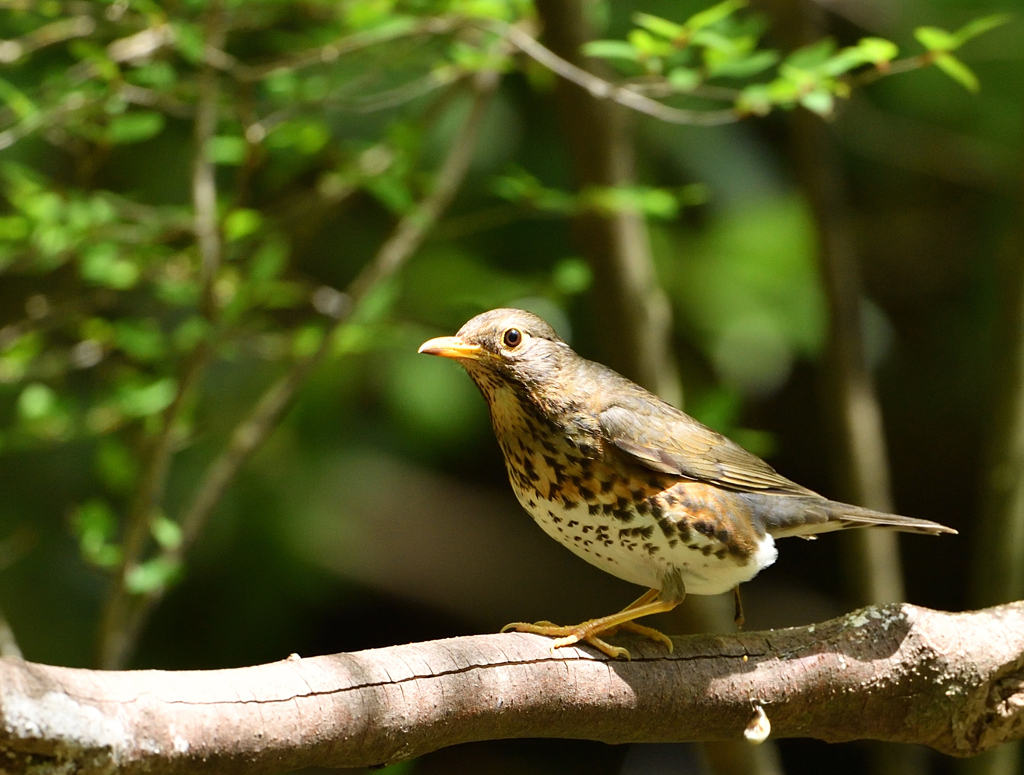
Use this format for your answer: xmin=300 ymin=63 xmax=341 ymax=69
xmin=597 ymin=396 xmax=818 ymax=497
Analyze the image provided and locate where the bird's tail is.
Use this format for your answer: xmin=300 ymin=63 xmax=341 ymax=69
xmin=752 ymin=494 xmax=957 ymax=538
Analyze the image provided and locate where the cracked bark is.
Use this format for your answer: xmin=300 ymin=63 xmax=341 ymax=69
xmin=2 ymin=602 xmax=1023 ymax=774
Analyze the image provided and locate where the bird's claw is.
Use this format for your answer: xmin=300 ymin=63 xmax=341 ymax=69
xmin=617 ymin=620 xmax=674 ymax=653
xmin=503 ymin=622 xmax=633 ymax=659
xmin=501 ymin=618 xmax=676 ymax=660
xmin=553 ymin=633 xmax=631 ymax=660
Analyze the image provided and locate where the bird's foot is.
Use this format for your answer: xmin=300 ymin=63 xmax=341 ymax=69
xmin=501 ymin=617 xmax=674 ymax=660
xmin=613 ymin=620 xmax=675 ymax=652
xmin=502 ymin=619 xmax=632 ymax=659
xmin=501 ymin=591 xmax=680 ymax=660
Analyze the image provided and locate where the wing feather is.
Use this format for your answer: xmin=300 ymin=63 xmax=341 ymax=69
xmin=597 ymin=396 xmax=817 ymax=497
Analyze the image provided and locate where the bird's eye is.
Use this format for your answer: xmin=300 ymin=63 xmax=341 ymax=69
xmin=502 ymin=328 xmax=523 ymax=349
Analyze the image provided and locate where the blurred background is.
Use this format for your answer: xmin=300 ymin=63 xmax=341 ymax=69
xmin=0 ymin=0 xmax=1020 ymax=774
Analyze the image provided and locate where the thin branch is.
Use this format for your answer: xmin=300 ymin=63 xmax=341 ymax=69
xmin=215 ymin=17 xmax=461 ymax=82
xmin=346 ymin=71 xmax=498 ymax=301
xmin=1 ymin=603 xmax=1022 ymax=774
xmin=357 ymin=67 xmax=468 ymax=113
xmin=622 ymin=76 xmax=743 ymax=102
xmin=495 ymin=22 xmax=738 ymax=127
xmin=108 ymin=72 xmax=500 ymax=668
xmin=851 ymin=53 xmax=934 ymax=86
xmin=96 ymin=1 xmax=226 ymax=671
xmin=0 ymin=15 xmax=95 ymax=63
xmin=0 ymin=605 xmax=21 ymax=659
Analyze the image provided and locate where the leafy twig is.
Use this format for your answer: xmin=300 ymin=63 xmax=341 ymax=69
xmin=108 ymin=71 xmax=500 ymax=668
xmin=494 ymin=21 xmax=738 ymax=126
xmin=96 ymin=1 xmax=227 ymax=671
xmin=219 ymin=17 xmax=462 ymax=82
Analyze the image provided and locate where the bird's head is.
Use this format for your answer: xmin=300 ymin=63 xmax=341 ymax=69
xmin=418 ymin=308 xmax=570 ymax=395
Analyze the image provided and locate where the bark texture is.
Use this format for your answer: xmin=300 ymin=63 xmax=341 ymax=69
xmin=2 ymin=602 xmax=1023 ymax=774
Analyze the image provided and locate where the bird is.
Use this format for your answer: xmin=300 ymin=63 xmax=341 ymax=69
xmin=418 ymin=308 xmax=956 ymax=659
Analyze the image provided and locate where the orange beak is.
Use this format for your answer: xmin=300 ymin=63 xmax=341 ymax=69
xmin=418 ymin=335 xmax=483 ymax=361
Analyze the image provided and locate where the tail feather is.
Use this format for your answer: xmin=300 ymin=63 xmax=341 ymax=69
xmin=750 ymin=494 xmax=957 ymax=539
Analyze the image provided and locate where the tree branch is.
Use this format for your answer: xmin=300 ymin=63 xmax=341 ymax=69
xmin=2 ymin=603 xmax=1022 ymax=774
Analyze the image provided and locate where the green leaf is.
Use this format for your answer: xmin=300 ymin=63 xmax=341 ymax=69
xmin=129 ymin=61 xmax=177 ymax=89
xmin=125 ymin=557 xmax=182 ymax=594
xmin=800 ymin=87 xmax=834 ymax=116
xmin=80 ymin=243 xmax=140 ymax=289
xmin=736 ymin=84 xmax=773 ymax=115
xmin=67 ymin=196 xmax=116 ymax=231
xmin=814 ymin=37 xmax=898 ymax=77
xmin=150 ymin=515 xmax=182 ymax=550
xmin=171 ymin=21 xmax=204 ymax=64
xmin=494 ymin=167 xmax=547 ymax=200
xmin=115 ymin=319 xmax=166 ymax=362
xmin=691 ymin=28 xmax=740 ymax=54
xmin=207 ymin=135 xmax=247 ymax=165
xmin=582 ymin=39 xmax=640 ymax=62
xmin=172 ymin=317 xmax=210 ymax=352
xmin=116 ymin=377 xmax=177 ymax=418
xmin=224 ymin=208 xmax=262 ymax=242
xmin=344 ymin=0 xmax=398 ymax=29
xmin=81 ymin=317 xmax=116 ymax=345
xmin=685 ymin=0 xmax=747 ymax=32
xmin=914 ymin=26 xmax=957 ymax=52
xmin=934 ymin=52 xmax=979 ymax=92
xmin=784 ymin=38 xmax=836 ymax=70
xmin=96 ymin=438 xmax=138 ymax=493
xmin=107 ymin=112 xmax=165 ymax=144
xmin=253 ymin=280 xmax=304 ymax=309
xmin=294 ymin=122 xmax=330 ymax=155
xmin=582 ymin=186 xmax=680 ymax=219
xmin=854 ymin=37 xmax=899 ymax=65
xmin=292 ymin=325 xmax=325 ymax=358
xmin=667 ymin=67 xmax=701 ymax=90
xmin=633 ymin=12 xmax=685 ymax=40
xmin=707 ymin=49 xmax=778 ymax=78
xmin=351 ymin=276 xmax=398 ymax=325
xmin=778 ymin=64 xmax=817 ymax=91
xmin=249 ymin=237 xmax=288 ymax=282
xmin=266 ymin=120 xmax=329 ymax=154
xmin=21 ymin=190 xmax=62 ymax=223
xmin=552 ymin=257 xmax=592 ymax=296
xmin=952 ymin=14 xmax=1010 ymax=47
xmin=17 ymin=383 xmax=56 ymax=420
xmin=627 ymin=29 xmax=675 ymax=58
xmin=365 ymin=173 xmax=414 ymax=214
xmin=74 ymin=499 xmax=122 ymax=569
xmin=0 ymin=77 xmax=37 ymax=120
xmin=0 ymin=215 xmax=29 ymax=240
xmin=333 ymin=323 xmax=372 ymax=356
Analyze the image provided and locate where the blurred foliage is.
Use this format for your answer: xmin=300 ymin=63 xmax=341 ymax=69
xmin=0 ymin=0 xmax=1019 ymax=770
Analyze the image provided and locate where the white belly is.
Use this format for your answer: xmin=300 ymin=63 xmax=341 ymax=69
xmin=518 ymin=490 xmax=778 ymax=596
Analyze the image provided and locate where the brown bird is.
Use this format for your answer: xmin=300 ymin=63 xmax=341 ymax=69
xmin=419 ymin=308 xmax=956 ymax=658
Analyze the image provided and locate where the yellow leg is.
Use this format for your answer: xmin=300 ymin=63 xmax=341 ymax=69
xmin=733 ymin=586 xmax=745 ymax=630
xmin=501 ymin=588 xmax=680 ymax=659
